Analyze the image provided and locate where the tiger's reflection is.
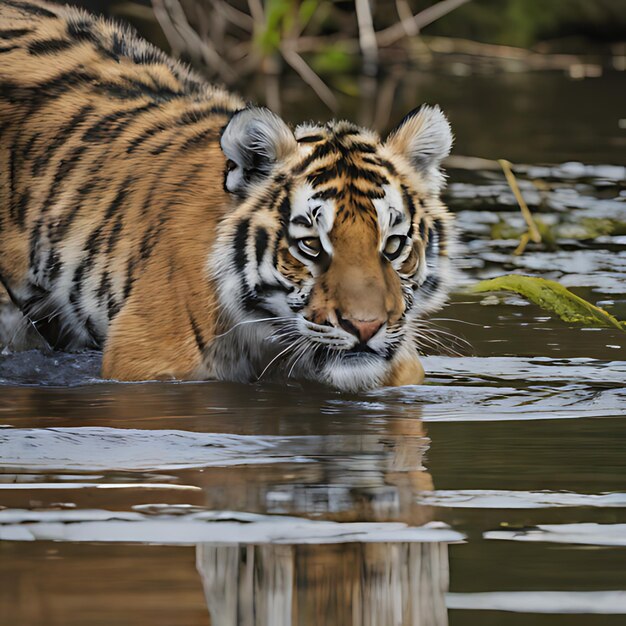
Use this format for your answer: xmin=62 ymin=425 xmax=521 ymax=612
xmin=196 ymin=541 xmax=449 ymax=626
xmin=195 ymin=411 xmax=449 ymax=626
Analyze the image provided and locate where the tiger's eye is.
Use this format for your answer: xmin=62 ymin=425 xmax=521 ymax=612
xmin=383 ymin=235 xmax=406 ymax=261
xmin=298 ymin=237 xmax=322 ymax=259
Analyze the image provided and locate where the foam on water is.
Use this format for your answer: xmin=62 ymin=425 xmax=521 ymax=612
xmin=485 ymin=523 xmax=626 ymax=547
xmin=0 ymin=509 xmax=463 ymax=545
xmin=420 ymin=490 xmax=626 ymax=509
xmin=447 ymin=591 xmax=626 ymax=614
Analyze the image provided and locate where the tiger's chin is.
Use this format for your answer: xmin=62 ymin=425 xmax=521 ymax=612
xmin=294 ymin=344 xmax=422 ymax=392
xmin=317 ymin=356 xmax=390 ymax=392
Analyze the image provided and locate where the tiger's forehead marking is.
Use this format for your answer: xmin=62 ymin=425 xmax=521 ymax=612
xmin=291 ymin=120 xmax=398 ymax=236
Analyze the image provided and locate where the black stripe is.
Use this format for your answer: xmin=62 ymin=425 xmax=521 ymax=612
xmin=84 ymin=316 xmax=103 ymax=345
xmin=107 ymin=294 xmax=121 ymax=320
xmin=66 ymin=19 xmax=120 ymax=62
xmin=126 ymin=122 xmax=169 ymax=153
xmin=290 ymin=215 xmax=312 ymax=228
xmin=28 ymin=38 xmax=74 ymax=55
xmin=292 ymin=141 xmax=335 ymax=175
xmin=51 ymin=180 xmax=92 ymax=243
xmin=434 ymin=219 xmax=446 ymax=254
xmin=88 ymin=81 xmax=146 ymax=101
xmin=179 ymin=126 xmax=218 ymax=150
xmin=0 ymin=45 xmax=20 ymax=53
xmin=8 ymin=140 xmax=18 ymax=223
xmin=332 ymin=124 xmax=360 ymax=139
xmin=32 ymin=104 xmax=94 ymax=176
xmin=109 ymin=31 xmax=125 ymax=61
xmin=21 ymin=131 xmax=40 ymax=160
xmin=346 ymin=182 xmax=384 ymax=200
xmin=39 ymin=144 xmax=88 ymax=212
xmin=149 ymin=139 xmax=173 ymax=155
xmin=312 ymin=187 xmax=338 ymax=201
xmin=0 ymin=71 xmax=94 ymax=105
xmin=421 ymin=275 xmax=440 ymax=294
xmin=138 ymin=222 xmax=162 ymax=260
xmin=0 ymin=28 xmax=32 ymax=38
xmin=343 ymin=141 xmax=376 ymax=154
xmin=254 ymin=227 xmax=269 ymax=267
xmin=28 ymin=218 xmax=42 ymax=267
xmin=4 ymin=1 xmax=56 ymax=18
xmin=123 ymin=256 xmax=136 ymax=300
xmin=125 ymin=44 xmax=163 ymax=67
xmin=104 ymin=176 xmax=134 ymax=220
xmin=69 ymin=175 xmax=134 ymax=310
xmin=233 ymin=219 xmax=250 ymax=273
xmin=306 ymin=167 xmax=337 ymax=187
xmin=425 ymin=222 xmax=441 ymax=260
xmin=188 ymin=311 xmax=206 ymax=353
xmin=96 ymin=271 xmax=111 ymax=303
xmin=254 ymin=283 xmax=292 ymax=298
xmin=351 ymin=167 xmax=388 ymax=186
xmin=15 ymin=190 xmax=30 ymax=230
xmin=418 ymin=219 xmax=427 ymax=241
xmin=82 ymin=102 xmax=157 ymax=143
xmin=94 ymin=77 xmax=183 ymax=102
xmin=374 ymin=157 xmax=398 ymax=176
xmin=277 ymin=196 xmax=291 ymax=231
xmin=297 ymin=134 xmax=323 ymax=143
xmin=67 ymin=20 xmax=96 ymax=43
xmin=106 ymin=215 xmax=124 ymax=253
xmin=402 ymin=186 xmax=417 ymax=220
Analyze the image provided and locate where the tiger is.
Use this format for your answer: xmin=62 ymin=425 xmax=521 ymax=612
xmin=0 ymin=0 xmax=455 ymax=391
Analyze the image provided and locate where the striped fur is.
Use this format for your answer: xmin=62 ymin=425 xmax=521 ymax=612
xmin=0 ymin=0 xmax=456 ymax=390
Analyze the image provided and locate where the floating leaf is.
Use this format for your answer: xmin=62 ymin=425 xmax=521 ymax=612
xmin=470 ymin=275 xmax=626 ymax=332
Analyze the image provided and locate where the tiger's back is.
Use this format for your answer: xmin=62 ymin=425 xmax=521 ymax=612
xmin=0 ymin=0 xmax=243 ymax=357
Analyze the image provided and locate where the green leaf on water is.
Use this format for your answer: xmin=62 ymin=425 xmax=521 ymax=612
xmin=470 ymin=275 xmax=626 ymax=332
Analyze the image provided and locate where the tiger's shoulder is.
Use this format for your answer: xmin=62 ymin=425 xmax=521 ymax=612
xmin=0 ymin=0 xmax=244 ymax=356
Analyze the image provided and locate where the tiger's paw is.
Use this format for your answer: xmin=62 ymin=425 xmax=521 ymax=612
xmin=383 ymin=352 xmax=425 ymax=387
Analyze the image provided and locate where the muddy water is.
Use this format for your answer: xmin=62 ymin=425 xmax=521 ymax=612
xmin=1 ymin=69 xmax=625 ymax=625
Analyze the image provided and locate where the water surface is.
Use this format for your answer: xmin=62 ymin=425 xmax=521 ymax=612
xmin=1 ymin=68 xmax=625 ymax=625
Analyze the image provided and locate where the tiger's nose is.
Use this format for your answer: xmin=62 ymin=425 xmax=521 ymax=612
xmin=337 ymin=313 xmax=385 ymax=344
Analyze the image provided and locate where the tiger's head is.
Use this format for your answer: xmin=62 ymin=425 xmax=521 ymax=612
xmin=212 ymin=105 xmax=455 ymax=391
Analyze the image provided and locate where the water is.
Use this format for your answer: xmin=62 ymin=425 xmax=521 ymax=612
xmin=1 ymin=69 xmax=625 ymax=625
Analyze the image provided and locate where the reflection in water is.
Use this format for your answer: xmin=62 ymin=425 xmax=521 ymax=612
xmin=189 ymin=412 xmax=451 ymax=625
xmin=190 ymin=416 xmax=435 ymax=525
xmin=197 ymin=541 xmax=449 ymax=626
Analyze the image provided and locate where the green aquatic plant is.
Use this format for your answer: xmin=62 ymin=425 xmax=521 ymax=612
xmin=471 ymin=275 xmax=626 ymax=332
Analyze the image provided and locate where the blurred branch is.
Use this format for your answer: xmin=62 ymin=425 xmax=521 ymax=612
xmin=246 ymin=0 xmax=265 ymax=25
xmin=355 ymin=0 xmax=378 ymax=75
xmin=394 ymin=0 xmax=419 ymax=38
xmin=377 ymin=0 xmax=472 ymax=47
xmin=280 ymin=42 xmax=339 ymax=111
xmin=146 ymin=0 xmax=474 ymax=113
xmin=151 ymin=0 xmax=236 ymax=81
xmin=208 ymin=0 xmax=254 ymax=33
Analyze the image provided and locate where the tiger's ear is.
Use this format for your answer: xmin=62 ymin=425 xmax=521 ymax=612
xmin=220 ymin=107 xmax=297 ymax=197
xmin=384 ymin=105 xmax=452 ymax=180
